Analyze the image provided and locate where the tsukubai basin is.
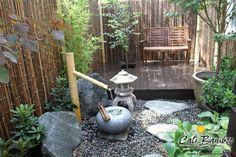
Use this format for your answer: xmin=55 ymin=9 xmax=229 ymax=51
xmin=96 ymin=106 xmax=132 ymax=134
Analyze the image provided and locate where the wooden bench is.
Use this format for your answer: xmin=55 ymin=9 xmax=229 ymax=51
xmin=140 ymin=26 xmax=191 ymax=63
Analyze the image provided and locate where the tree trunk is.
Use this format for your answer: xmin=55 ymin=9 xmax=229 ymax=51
xmin=215 ymin=41 xmax=222 ymax=79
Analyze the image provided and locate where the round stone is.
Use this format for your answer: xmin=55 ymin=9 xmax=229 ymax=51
xmin=96 ymin=106 xmax=132 ymax=134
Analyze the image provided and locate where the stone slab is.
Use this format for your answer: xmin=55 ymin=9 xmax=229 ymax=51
xmin=97 ymin=129 xmax=129 ymax=141
xmin=146 ymin=124 xmax=178 ymax=142
xmin=142 ymin=154 xmax=163 ymax=157
xmin=144 ymin=100 xmax=189 ymax=115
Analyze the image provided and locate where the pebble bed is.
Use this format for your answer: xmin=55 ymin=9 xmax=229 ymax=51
xmin=74 ymin=100 xmax=202 ymax=157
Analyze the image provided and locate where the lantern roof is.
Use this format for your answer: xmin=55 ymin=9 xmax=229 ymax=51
xmin=110 ymin=70 xmax=137 ymax=84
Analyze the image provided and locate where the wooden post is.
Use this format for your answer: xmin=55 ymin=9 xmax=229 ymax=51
xmin=66 ymin=53 xmax=82 ymax=123
xmin=98 ymin=0 xmax=106 ymax=63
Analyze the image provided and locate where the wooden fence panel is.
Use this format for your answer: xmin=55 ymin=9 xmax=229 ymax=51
xmin=91 ymin=0 xmax=197 ymax=65
xmin=0 ymin=0 xmax=62 ymax=139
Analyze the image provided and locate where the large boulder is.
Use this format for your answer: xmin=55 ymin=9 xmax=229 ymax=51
xmin=39 ymin=112 xmax=82 ymax=157
xmin=77 ymin=73 xmax=110 ymax=119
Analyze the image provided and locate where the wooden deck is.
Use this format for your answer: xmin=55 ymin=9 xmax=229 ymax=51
xmin=93 ymin=61 xmax=194 ymax=90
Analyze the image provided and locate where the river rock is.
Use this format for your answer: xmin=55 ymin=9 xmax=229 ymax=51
xmin=144 ymin=100 xmax=189 ymax=115
xmin=77 ymin=73 xmax=110 ymax=119
xmin=146 ymin=123 xmax=178 ymax=142
xmin=39 ymin=112 xmax=82 ymax=157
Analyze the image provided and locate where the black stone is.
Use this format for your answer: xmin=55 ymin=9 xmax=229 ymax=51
xmin=77 ymin=73 xmax=110 ymax=119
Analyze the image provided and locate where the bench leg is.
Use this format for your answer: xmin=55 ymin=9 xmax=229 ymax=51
xmin=186 ymin=50 xmax=190 ymax=64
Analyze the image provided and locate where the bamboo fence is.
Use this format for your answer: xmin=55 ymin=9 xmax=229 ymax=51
xmin=90 ymin=0 xmax=197 ymax=65
xmin=0 ymin=0 xmax=62 ymax=139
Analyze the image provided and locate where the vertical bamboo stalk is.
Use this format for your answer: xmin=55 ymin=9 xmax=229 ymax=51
xmin=66 ymin=53 xmax=82 ymax=123
xmin=98 ymin=0 xmax=106 ymax=64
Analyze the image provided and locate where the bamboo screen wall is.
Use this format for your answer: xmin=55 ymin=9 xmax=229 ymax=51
xmin=195 ymin=12 xmax=236 ymax=69
xmin=0 ymin=0 xmax=62 ymax=139
xmin=90 ymin=0 xmax=197 ymax=64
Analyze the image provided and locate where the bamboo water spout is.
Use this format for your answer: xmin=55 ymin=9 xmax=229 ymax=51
xmin=66 ymin=53 xmax=110 ymax=123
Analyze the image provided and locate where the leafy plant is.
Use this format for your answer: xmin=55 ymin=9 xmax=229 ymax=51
xmin=170 ymin=0 xmax=236 ymax=77
xmin=164 ymin=111 xmax=231 ymax=157
xmin=60 ymin=0 xmax=101 ymax=74
xmin=0 ymin=137 xmax=30 ymax=157
xmin=203 ymin=56 xmax=236 ymax=112
xmin=102 ymin=0 xmax=140 ymax=67
xmin=45 ymin=76 xmax=77 ymax=111
xmin=0 ymin=14 xmax=65 ymax=84
xmin=0 ymin=104 xmax=44 ymax=157
xmin=10 ymin=104 xmax=45 ymax=149
xmin=0 ymin=15 xmax=38 ymax=84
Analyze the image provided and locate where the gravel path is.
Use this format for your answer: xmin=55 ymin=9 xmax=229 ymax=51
xmin=74 ymin=100 xmax=202 ymax=157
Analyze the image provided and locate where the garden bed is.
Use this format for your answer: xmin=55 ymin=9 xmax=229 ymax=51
xmin=73 ymin=100 xmax=202 ymax=157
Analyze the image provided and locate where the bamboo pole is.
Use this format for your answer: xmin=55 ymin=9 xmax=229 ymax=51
xmin=98 ymin=0 xmax=106 ymax=63
xmin=73 ymin=71 xmax=109 ymax=91
xmin=66 ymin=53 xmax=82 ymax=123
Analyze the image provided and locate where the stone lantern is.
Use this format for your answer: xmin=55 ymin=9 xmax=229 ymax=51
xmin=110 ymin=70 xmax=138 ymax=111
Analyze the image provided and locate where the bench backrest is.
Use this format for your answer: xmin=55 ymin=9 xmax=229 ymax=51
xmin=145 ymin=26 xmax=189 ymax=47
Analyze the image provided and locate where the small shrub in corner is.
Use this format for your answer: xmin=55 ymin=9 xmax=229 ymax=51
xmin=45 ymin=76 xmax=77 ymax=112
xmin=203 ymin=56 xmax=236 ymax=113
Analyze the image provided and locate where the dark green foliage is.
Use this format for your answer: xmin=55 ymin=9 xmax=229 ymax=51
xmin=203 ymin=56 xmax=236 ymax=112
xmin=45 ymin=77 xmax=77 ymax=112
xmin=164 ymin=111 xmax=230 ymax=157
xmin=0 ymin=104 xmax=45 ymax=157
xmin=10 ymin=104 xmax=45 ymax=148
xmin=0 ymin=137 xmax=30 ymax=157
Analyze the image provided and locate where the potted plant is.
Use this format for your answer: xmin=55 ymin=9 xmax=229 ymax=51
xmin=202 ymin=56 xmax=236 ymax=113
xmin=170 ymin=0 xmax=236 ymax=106
xmin=102 ymin=0 xmax=140 ymax=69
xmin=11 ymin=104 xmax=45 ymax=157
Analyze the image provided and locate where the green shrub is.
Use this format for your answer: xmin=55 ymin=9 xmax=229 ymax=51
xmin=101 ymin=0 xmax=140 ymax=65
xmin=164 ymin=111 xmax=231 ymax=157
xmin=203 ymin=56 xmax=236 ymax=112
xmin=0 ymin=104 xmax=45 ymax=156
xmin=60 ymin=0 xmax=101 ymax=74
xmin=10 ymin=104 xmax=45 ymax=148
xmin=45 ymin=76 xmax=77 ymax=111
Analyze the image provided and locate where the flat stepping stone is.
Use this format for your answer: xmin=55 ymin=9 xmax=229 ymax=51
xmin=97 ymin=129 xmax=129 ymax=141
xmin=142 ymin=154 xmax=163 ymax=157
xmin=144 ymin=100 xmax=189 ymax=115
xmin=146 ymin=124 xmax=178 ymax=142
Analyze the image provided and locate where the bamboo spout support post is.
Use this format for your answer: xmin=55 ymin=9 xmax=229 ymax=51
xmin=66 ymin=53 xmax=82 ymax=123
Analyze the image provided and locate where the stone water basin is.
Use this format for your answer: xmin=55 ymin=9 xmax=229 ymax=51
xmin=96 ymin=106 xmax=132 ymax=134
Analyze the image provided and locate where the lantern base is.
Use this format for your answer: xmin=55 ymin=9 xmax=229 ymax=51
xmin=112 ymin=94 xmax=137 ymax=111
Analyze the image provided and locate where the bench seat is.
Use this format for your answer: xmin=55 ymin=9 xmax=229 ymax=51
xmin=141 ymin=27 xmax=191 ymax=63
xmin=144 ymin=46 xmax=189 ymax=51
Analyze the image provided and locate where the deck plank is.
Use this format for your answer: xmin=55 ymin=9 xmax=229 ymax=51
xmin=93 ymin=61 xmax=194 ymax=90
